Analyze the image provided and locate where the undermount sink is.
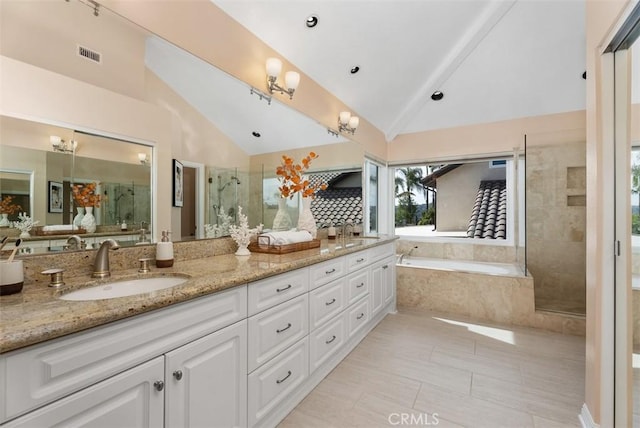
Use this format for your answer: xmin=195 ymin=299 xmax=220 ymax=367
xmin=60 ymin=276 xmax=189 ymax=301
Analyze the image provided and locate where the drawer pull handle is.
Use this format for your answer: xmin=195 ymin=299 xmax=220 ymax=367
xmin=326 ymin=298 xmax=336 ymax=306
xmin=173 ymin=370 xmax=183 ymax=381
xmin=154 ymin=380 xmax=165 ymax=392
xmin=276 ymin=323 xmax=292 ymax=333
xmin=276 ymin=284 xmax=292 ymax=293
xmin=357 ymin=313 xmax=365 ymax=320
xmin=276 ymin=370 xmax=292 ymax=384
xmin=325 ymin=335 xmax=337 ymax=344
xmin=325 ymin=268 xmax=336 ymax=274
xmin=356 ymin=282 xmax=365 ymax=288
xmin=382 ymin=265 xmax=389 ymax=269
xmin=356 ymin=258 xmax=365 ymax=263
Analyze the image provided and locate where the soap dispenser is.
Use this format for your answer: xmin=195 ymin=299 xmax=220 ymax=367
xmin=156 ymin=231 xmax=174 ymax=268
xmin=327 ymin=222 xmax=336 ymax=240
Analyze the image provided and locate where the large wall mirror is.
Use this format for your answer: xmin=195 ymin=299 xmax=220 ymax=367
xmin=0 ymin=0 xmax=364 ymax=252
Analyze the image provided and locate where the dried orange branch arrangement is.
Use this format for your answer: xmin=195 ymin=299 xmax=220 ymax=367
xmin=72 ymin=182 xmax=101 ymax=207
xmin=0 ymin=195 xmax=22 ymax=214
xmin=276 ymin=152 xmax=327 ymax=199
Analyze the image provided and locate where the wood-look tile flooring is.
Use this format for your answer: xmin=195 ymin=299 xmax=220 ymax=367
xmin=279 ymin=307 xmax=585 ymax=428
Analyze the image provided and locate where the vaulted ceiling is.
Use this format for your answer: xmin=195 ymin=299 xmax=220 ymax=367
xmin=213 ymin=0 xmax=586 ymax=142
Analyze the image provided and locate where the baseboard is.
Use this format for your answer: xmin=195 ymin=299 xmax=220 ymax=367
xmin=579 ymin=404 xmax=599 ymax=428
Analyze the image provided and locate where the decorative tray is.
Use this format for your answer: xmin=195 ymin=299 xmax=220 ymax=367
xmin=248 ymin=238 xmax=320 ymax=254
xmin=34 ymin=228 xmax=86 ymax=236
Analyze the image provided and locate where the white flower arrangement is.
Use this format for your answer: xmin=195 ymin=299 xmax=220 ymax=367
xmin=14 ymin=212 xmax=39 ymax=238
xmin=228 ymin=206 xmax=263 ymax=256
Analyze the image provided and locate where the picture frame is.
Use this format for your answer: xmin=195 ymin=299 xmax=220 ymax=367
xmin=48 ymin=181 xmax=63 ymax=213
xmin=173 ymin=159 xmax=184 ymax=207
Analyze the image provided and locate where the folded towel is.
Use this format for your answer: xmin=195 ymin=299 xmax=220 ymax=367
xmin=258 ymin=230 xmax=313 ymax=246
xmin=42 ymin=225 xmax=79 ymax=231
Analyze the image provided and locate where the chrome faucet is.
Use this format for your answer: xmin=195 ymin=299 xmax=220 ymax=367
xmin=398 ymin=245 xmax=418 ymax=264
xmin=341 ymin=221 xmax=354 ymax=240
xmin=66 ymin=235 xmax=85 ymax=251
xmin=92 ymin=239 xmax=120 ymax=278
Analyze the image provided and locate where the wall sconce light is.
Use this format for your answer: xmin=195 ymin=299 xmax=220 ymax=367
xmin=338 ymin=112 xmax=359 ymax=135
xmin=266 ymin=57 xmax=300 ymax=99
xmin=138 ymin=153 xmax=149 ymax=165
xmin=50 ymin=135 xmax=77 ymax=154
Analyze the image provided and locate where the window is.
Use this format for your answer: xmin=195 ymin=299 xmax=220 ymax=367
xmin=393 ymin=157 xmax=515 ymax=242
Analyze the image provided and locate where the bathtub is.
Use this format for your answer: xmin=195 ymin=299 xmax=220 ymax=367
xmin=397 ymin=256 xmax=525 ymax=277
xmin=396 ymin=255 xmax=535 ymax=328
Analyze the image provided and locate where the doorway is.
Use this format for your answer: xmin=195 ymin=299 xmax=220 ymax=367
xmin=181 ymin=166 xmax=196 ymax=240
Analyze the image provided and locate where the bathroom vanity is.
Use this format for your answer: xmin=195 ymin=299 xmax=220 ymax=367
xmin=0 ymin=237 xmax=396 ymax=428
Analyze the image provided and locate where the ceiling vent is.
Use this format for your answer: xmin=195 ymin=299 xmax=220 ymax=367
xmin=77 ymin=45 xmax=101 ymax=64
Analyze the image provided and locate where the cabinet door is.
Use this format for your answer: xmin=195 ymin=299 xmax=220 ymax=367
xmin=165 ymin=320 xmax=247 ymax=428
xmin=370 ymin=262 xmax=384 ymax=317
xmin=4 ymin=357 xmax=164 ymax=428
xmin=382 ymin=257 xmax=396 ymax=307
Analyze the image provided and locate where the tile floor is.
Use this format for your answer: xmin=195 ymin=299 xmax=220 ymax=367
xmin=279 ymin=307 xmax=586 ymax=428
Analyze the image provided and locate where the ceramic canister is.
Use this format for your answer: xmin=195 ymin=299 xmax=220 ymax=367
xmin=0 ymin=260 xmax=24 ymax=295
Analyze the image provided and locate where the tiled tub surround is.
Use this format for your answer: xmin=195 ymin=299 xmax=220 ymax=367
xmin=0 ymin=236 xmax=395 ymax=354
xmin=397 ymin=256 xmax=586 ymax=336
xmin=396 ymin=238 xmax=518 ymax=264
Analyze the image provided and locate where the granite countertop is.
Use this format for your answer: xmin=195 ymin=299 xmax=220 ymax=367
xmin=0 ymin=236 xmax=396 ymax=354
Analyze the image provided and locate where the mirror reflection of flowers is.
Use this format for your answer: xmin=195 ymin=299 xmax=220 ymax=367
xmin=72 ymin=182 xmax=101 ymax=207
xmin=276 ymin=152 xmax=327 ymax=199
xmin=0 ymin=195 xmax=22 ymax=214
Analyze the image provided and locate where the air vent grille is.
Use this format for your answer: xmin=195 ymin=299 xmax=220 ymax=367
xmin=77 ymin=45 xmax=101 ymax=64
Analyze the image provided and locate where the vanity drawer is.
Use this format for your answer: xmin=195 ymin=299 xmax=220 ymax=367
xmin=309 ymin=257 xmax=345 ymax=290
xmin=248 ymin=294 xmax=308 ymax=372
xmin=345 ymin=249 xmax=370 ymax=272
xmin=346 ymin=270 xmax=369 ymax=305
xmin=309 ymin=314 xmax=346 ymax=373
xmin=248 ymin=337 xmax=309 ymax=427
xmin=248 ymin=268 xmax=309 ymax=316
xmin=309 ymin=278 xmax=347 ymax=331
xmin=0 ymin=286 xmax=247 ymax=423
xmin=347 ymin=297 xmax=370 ymax=339
xmin=369 ymin=242 xmax=395 ymax=262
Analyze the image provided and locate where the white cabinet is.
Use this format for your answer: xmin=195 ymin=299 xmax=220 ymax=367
xmin=4 ymin=357 xmax=165 ymax=428
xmin=247 ymin=268 xmax=309 ymax=316
xmin=309 ymin=314 xmax=346 ymax=373
xmin=370 ymin=261 xmax=384 ymax=317
xmin=248 ymin=338 xmax=309 ymax=427
xmin=346 ymin=269 xmax=369 ymax=305
xmin=309 ymin=278 xmax=346 ymax=330
xmin=165 ymin=320 xmax=247 ymax=428
xmin=381 ymin=256 xmax=396 ymax=307
xmin=309 ymin=257 xmax=346 ymax=289
xmin=248 ymin=294 xmax=308 ymax=372
xmin=1 ymin=285 xmax=246 ymax=423
xmin=1 ymin=287 xmax=247 ymax=427
xmin=347 ymin=297 xmax=370 ymax=339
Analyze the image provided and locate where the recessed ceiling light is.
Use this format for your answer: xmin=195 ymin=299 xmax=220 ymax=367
xmin=252 ymin=131 xmax=261 ymax=138
xmin=306 ymin=15 xmax=318 ymax=28
xmin=350 ymin=66 xmax=360 ymax=74
xmin=431 ymin=91 xmax=444 ymax=101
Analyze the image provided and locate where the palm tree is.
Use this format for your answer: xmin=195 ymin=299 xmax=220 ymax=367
xmin=395 ymin=167 xmax=426 ymax=225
